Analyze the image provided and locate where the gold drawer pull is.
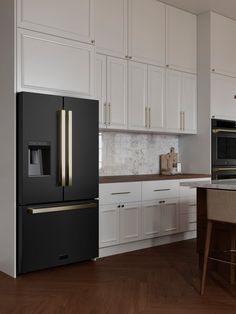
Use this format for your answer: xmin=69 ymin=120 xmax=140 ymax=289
xmin=154 ymin=189 xmax=171 ymax=192
xmin=28 ymin=203 xmax=97 ymax=214
xmin=111 ymin=192 xmax=131 ymax=195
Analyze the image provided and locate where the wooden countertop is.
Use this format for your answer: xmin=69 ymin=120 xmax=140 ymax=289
xmin=99 ymin=174 xmax=210 ymax=184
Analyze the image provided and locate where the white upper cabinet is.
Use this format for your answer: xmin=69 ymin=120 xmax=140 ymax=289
xmin=181 ymin=73 xmax=197 ymax=133
xmin=107 ymin=57 xmax=128 ymax=129
xmin=17 ymin=29 xmax=95 ymax=97
xmin=166 ymin=6 xmax=197 ymax=74
xmin=165 ymin=69 xmax=197 ymax=134
xmin=165 ymin=70 xmax=181 ymax=132
xmin=95 ymin=0 xmax=128 ymax=58
xmin=96 ymin=54 xmax=107 ymax=127
xmin=211 ymin=12 xmax=236 ymax=77
xmin=128 ymin=0 xmax=165 ymax=66
xmin=17 ymin=0 xmax=95 ymax=44
xmin=128 ymin=61 xmax=147 ymax=130
xmin=211 ymin=73 xmax=236 ymax=120
xmin=148 ymin=66 xmax=165 ymax=131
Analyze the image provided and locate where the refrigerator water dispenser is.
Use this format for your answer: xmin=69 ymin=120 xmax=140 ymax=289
xmin=28 ymin=143 xmax=50 ymax=176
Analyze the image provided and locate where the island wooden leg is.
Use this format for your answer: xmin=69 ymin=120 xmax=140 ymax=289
xmin=201 ymin=220 xmax=212 ymax=295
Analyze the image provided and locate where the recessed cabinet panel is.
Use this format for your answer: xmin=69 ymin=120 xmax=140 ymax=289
xmin=128 ymin=61 xmax=147 ymax=130
xmin=128 ymin=0 xmax=165 ymax=66
xmin=120 ymin=203 xmax=141 ymax=243
xmin=17 ymin=29 xmax=95 ymax=97
xmin=95 ymin=0 xmax=128 ymax=58
xmin=17 ymin=0 xmax=95 ymax=44
xmin=211 ymin=73 xmax=236 ymax=120
xmin=165 ymin=69 xmax=181 ymax=132
xmin=96 ymin=54 xmax=107 ymax=127
xmin=161 ymin=200 xmax=179 ymax=235
xmin=211 ymin=12 xmax=236 ymax=77
xmin=99 ymin=205 xmax=119 ymax=247
xmin=181 ymin=73 xmax=197 ymax=133
xmin=107 ymin=57 xmax=128 ymax=129
xmin=166 ymin=6 xmax=197 ymax=73
xmin=148 ymin=66 xmax=165 ymax=131
xmin=142 ymin=201 xmax=162 ymax=239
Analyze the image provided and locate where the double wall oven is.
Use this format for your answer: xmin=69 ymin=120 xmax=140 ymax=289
xmin=212 ymin=119 xmax=236 ymax=179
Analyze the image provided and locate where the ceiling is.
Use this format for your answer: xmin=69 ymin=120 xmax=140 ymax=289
xmin=160 ymin=0 xmax=236 ymax=20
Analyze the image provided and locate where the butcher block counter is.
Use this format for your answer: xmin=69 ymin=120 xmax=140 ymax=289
xmin=99 ymin=174 xmax=210 ymax=184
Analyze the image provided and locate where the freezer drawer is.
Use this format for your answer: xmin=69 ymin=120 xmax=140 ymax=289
xmin=17 ymin=201 xmax=98 ymax=274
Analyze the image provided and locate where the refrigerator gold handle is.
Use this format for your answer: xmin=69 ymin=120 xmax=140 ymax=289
xmin=66 ymin=110 xmax=72 ymax=186
xmin=58 ymin=110 xmax=66 ymax=187
xmin=28 ymin=203 xmax=97 ymax=214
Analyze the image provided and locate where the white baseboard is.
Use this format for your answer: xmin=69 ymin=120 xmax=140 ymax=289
xmin=99 ymin=231 xmax=196 ymax=258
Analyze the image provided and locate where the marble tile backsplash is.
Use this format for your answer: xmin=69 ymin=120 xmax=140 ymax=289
xmin=99 ymin=132 xmax=179 ymax=176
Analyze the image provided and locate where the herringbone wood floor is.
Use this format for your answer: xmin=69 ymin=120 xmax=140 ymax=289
xmin=0 ymin=240 xmax=236 ymax=314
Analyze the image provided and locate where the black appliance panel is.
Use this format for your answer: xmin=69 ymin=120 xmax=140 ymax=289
xmin=64 ymin=97 xmax=98 ymax=201
xmin=17 ymin=92 xmax=63 ymax=205
xmin=17 ymin=201 xmax=98 ymax=274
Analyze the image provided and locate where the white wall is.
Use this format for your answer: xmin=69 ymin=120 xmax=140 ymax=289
xmin=0 ymin=0 xmax=16 ymax=277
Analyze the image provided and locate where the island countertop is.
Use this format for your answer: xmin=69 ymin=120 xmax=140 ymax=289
xmin=180 ymin=179 xmax=236 ymax=190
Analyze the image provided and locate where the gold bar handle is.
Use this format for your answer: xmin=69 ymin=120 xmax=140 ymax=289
xmin=28 ymin=202 xmax=97 ymax=215
xmin=180 ymin=111 xmax=183 ymax=131
xmin=212 ymin=128 xmax=236 ymax=134
xmin=66 ymin=110 xmax=72 ymax=186
xmin=183 ymin=111 xmax=185 ymax=131
xmin=111 ymin=192 xmax=131 ymax=195
xmin=149 ymin=108 xmax=151 ymax=128
xmin=108 ymin=103 xmax=111 ymax=125
xmin=145 ymin=107 xmax=148 ymax=128
xmin=104 ymin=103 xmax=107 ymax=125
xmin=58 ymin=110 xmax=66 ymax=187
xmin=154 ymin=189 xmax=171 ymax=192
xmin=213 ymin=167 xmax=236 ymax=172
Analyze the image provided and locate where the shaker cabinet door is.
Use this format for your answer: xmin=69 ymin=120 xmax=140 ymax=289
xmin=17 ymin=0 xmax=95 ymax=44
xmin=17 ymin=29 xmax=95 ymax=98
xmin=96 ymin=54 xmax=107 ymax=128
xmin=128 ymin=0 xmax=165 ymax=66
xmin=95 ymin=0 xmax=128 ymax=58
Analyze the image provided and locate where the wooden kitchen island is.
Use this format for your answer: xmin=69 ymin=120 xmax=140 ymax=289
xmin=181 ymin=179 xmax=236 ymax=281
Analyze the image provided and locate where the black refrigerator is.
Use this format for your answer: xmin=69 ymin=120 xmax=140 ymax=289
xmin=17 ymin=92 xmax=98 ymax=274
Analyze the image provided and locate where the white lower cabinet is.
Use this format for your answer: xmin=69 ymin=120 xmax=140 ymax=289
xmin=120 ymin=203 xmax=141 ymax=243
xmin=142 ymin=201 xmax=162 ymax=239
xmin=99 ymin=204 xmax=119 ymax=247
xmin=99 ymin=178 xmax=208 ymax=251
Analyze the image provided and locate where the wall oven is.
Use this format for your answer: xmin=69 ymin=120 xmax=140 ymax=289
xmin=212 ymin=119 xmax=236 ymax=166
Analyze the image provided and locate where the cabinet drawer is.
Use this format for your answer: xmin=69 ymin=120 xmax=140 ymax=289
xmin=142 ymin=180 xmax=179 ymax=201
xmin=180 ymin=213 xmax=197 ymax=232
xmin=99 ymin=182 xmax=142 ymax=205
xmin=180 ymin=197 xmax=196 ymax=214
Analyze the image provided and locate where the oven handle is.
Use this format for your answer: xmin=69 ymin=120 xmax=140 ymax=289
xmin=212 ymin=128 xmax=236 ymax=134
xmin=212 ymin=167 xmax=236 ymax=172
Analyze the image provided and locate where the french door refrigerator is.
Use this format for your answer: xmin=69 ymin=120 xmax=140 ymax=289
xmin=17 ymin=92 xmax=98 ymax=274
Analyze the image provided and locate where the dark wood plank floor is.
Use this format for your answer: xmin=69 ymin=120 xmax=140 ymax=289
xmin=1 ymin=240 xmax=236 ymax=314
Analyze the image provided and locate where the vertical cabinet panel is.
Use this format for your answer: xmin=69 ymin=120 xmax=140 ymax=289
xmin=165 ymin=69 xmax=181 ymax=132
xmin=161 ymin=200 xmax=179 ymax=235
xmin=17 ymin=29 xmax=95 ymax=98
xmin=128 ymin=61 xmax=147 ymax=130
xmin=128 ymin=0 xmax=165 ymax=66
xmin=95 ymin=0 xmax=128 ymax=58
xmin=181 ymin=73 xmax=197 ymax=133
xmin=142 ymin=202 xmax=162 ymax=239
xmin=166 ymin=5 xmax=197 ymax=73
xmin=99 ymin=205 xmax=119 ymax=247
xmin=211 ymin=12 xmax=236 ymax=77
xmin=17 ymin=0 xmax=95 ymax=44
xmin=211 ymin=73 xmax=236 ymax=120
xmin=120 ymin=203 xmax=141 ymax=243
xmin=107 ymin=57 xmax=128 ymax=129
xmin=95 ymin=54 xmax=107 ymax=127
xmin=148 ymin=66 xmax=165 ymax=131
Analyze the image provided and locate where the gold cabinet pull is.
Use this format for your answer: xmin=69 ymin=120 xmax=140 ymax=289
xmin=149 ymin=108 xmax=151 ymax=128
xmin=212 ymin=128 xmax=236 ymax=134
xmin=111 ymin=192 xmax=131 ymax=195
xmin=154 ymin=189 xmax=171 ymax=192
xmin=145 ymin=107 xmax=148 ymax=128
xmin=104 ymin=103 xmax=107 ymax=125
xmin=108 ymin=103 xmax=111 ymax=125
xmin=58 ymin=110 xmax=66 ymax=187
xmin=183 ymin=111 xmax=185 ymax=131
xmin=66 ymin=110 xmax=72 ymax=186
xmin=28 ymin=202 xmax=97 ymax=214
